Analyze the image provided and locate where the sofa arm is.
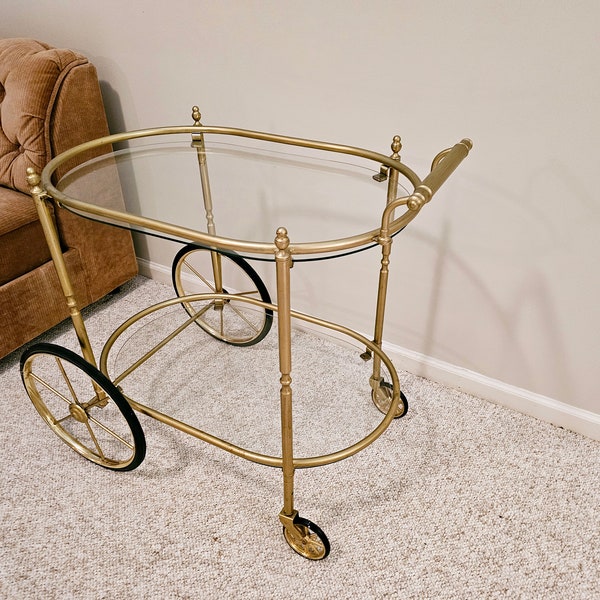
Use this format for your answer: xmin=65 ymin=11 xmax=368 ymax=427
xmin=0 ymin=38 xmax=138 ymax=333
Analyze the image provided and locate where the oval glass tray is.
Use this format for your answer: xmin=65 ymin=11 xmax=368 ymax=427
xmin=55 ymin=136 xmax=411 ymax=261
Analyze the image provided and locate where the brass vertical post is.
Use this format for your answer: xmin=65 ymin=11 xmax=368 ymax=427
xmin=26 ymin=168 xmax=97 ymax=366
xmin=370 ymin=136 xmax=402 ymax=386
xmin=274 ymin=227 xmax=295 ymax=517
xmin=191 ymin=106 xmax=223 ymax=294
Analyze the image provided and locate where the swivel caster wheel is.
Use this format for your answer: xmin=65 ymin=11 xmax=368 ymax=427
xmin=371 ymin=380 xmax=408 ymax=419
xmin=282 ymin=515 xmax=330 ymax=560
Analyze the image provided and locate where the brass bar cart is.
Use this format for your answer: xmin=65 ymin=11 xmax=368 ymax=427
xmin=21 ymin=108 xmax=471 ymax=560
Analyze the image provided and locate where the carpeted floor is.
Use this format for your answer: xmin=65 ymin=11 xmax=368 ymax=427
xmin=1 ymin=276 xmax=598 ymax=599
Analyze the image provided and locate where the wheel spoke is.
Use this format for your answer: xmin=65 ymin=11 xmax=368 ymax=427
xmin=182 ymin=258 xmax=216 ymax=292
xmin=55 ymin=414 xmax=74 ymax=425
xmin=226 ymin=304 xmax=261 ymax=333
xmin=21 ymin=343 xmax=145 ymax=471
xmin=232 ymin=289 xmax=261 ymax=298
xmin=87 ymin=413 xmax=135 ymax=450
xmin=187 ymin=299 xmax=215 ymax=320
xmin=30 ymin=372 xmax=75 ymax=406
xmin=173 ymin=245 xmax=272 ymax=347
xmin=85 ymin=421 xmax=107 ymax=459
xmin=55 ymin=356 xmax=81 ymax=405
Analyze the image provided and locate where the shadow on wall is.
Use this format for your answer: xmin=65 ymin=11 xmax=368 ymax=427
xmin=405 ymin=155 xmax=595 ymax=403
xmin=406 ymin=223 xmax=573 ymax=402
xmin=99 ymin=80 xmax=127 ymax=135
xmin=287 ymin=162 xmax=582 ymax=405
xmin=98 ymin=78 xmax=149 ymax=261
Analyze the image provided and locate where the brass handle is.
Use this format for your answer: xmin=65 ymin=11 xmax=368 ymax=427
xmin=416 ymin=138 xmax=473 ymax=203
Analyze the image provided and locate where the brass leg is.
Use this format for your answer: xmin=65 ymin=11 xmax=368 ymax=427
xmin=362 ymin=136 xmax=401 ymax=365
xmin=274 ymin=227 xmax=331 ymax=560
xmin=274 ymin=228 xmax=295 ymax=517
xmin=368 ymin=137 xmax=409 ymax=416
xmin=369 ymin=235 xmax=407 ymax=418
xmin=370 ymin=237 xmax=392 ymax=389
xmin=191 ymin=107 xmax=225 ymax=301
xmin=27 ymin=169 xmax=96 ymax=367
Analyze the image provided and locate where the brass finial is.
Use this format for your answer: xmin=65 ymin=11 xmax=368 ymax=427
xmin=26 ymin=167 xmax=42 ymax=192
xmin=26 ymin=167 xmax=40 ymax=186
xmin=407 ymin=194 xmax=424 ymax=211
xmin=391 ymin=135 xmax=402 ymax=156
xmin=192 ymin=106 xmax=202 ymax=126
xmin=275 ymin=227 xmax=289 ymax=250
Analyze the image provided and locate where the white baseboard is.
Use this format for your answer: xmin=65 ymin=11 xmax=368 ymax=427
xmin=137 ymin=257 xmax=172 ymax=283
xmin=380 ymin=341 xmax=600 ymax=441
xmin=137 ymin=257 xmax=600 ymax=441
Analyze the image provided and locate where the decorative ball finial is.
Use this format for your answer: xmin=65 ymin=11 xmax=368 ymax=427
xmin=26 ymin=167 xmax=41 ymax=188
xmin=192 ymin=105 xmax=202 ymax=125
xmin=275 ymin=227 xmax=289 ymax=250
xmin=391 ymin=135 xmax=402 ymax=155
xmin=407 ymin=194 xmax=425 ymax=211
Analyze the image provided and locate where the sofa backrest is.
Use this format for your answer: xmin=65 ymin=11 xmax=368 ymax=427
xmin=0 ymin=38 xmax=110 ymax=193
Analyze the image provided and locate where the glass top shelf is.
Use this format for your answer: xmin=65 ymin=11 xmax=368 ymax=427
xmin=51 ymin=131 xmax=414 ymax=260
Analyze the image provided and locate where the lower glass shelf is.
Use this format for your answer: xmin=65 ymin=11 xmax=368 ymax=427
xmin=105 ymin=301 xmax=395 ymax=460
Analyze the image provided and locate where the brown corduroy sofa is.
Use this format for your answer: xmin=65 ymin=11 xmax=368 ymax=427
xmin=0 ymin=38 xmax=138 ymax=359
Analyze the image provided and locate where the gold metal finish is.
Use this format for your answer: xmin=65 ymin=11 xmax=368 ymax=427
xmin=274 ymin=227 xmax=295 ymax=518
xmin=283 ymin=524 xmax=328 ymax=560
xmin=362 ymin=135 xmax=403 ymax=364
xmin=190 ymin=107 xmax=225 ymax=306
xmin=26 ymin=169 xmax=96 ymax=368
xmin=23 ymin=109 xmax=472 ymax=559
xmin=21 ymin=347 xmax=143 ymax=470
xmin=172 ymin=246 xmax=272 ymax=345
xmin=97 ymin=292 xmax=403 ymax=468
xmin=69 ymin=403 xmax=88 ymax=423
xmin=280 ymin=511 xmax=330 ymax=560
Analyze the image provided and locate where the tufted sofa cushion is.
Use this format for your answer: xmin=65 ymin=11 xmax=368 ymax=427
xmin=0 ymin=186 xmax=52 ymax=285
xmin=0 ymin=38 xmax=87 ymax=193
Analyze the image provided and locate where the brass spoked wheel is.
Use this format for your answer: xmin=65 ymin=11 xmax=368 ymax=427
xmin=283 ymin=516 xmax=331 ymax=560
xmin=172 ymin=243 xmax=273 ymax=347
xmin=20 ymin=343 xmax=146 ymax=471
xmin=371 ymin=380 xmax=409 ymax=419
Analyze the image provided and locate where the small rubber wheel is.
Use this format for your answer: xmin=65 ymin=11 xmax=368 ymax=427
xmin=283 ymin=516 xmax=330 ymax=560
xmin=172 ymin=243 xmax=273 ymax=347
xmin=21 ymin=343 xmax=146 ymax=471
xmin=371 ymin=381 xmax=408 ymax=419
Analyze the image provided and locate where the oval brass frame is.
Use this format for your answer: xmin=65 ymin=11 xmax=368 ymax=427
xmin=99 ymin=292 xmax=401 ymax=469
xmin=41 ymin=125 xmax=426 ymax=257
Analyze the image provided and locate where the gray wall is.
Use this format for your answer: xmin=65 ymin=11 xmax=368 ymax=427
xmin=3 ymin=0 xmax=598 ymax=436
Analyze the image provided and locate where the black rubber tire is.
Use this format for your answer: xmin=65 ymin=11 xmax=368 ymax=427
xmin=21 ymin=343 xmax=146 ymax=471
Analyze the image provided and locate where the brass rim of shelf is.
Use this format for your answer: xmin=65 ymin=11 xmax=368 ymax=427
xmin=40 ymin=125 xmax=430 ymax=257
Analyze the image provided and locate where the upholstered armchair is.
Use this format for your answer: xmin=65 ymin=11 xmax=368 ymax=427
xmin=0 ymin=38 xmax=138 ymax=358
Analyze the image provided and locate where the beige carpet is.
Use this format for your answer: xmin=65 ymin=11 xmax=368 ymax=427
xmin=1 ymin=276 xmax=598 ymax=599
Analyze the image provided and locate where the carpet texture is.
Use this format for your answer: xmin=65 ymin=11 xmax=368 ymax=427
xmin=1 ymin=276 xmax=598 ymax=599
